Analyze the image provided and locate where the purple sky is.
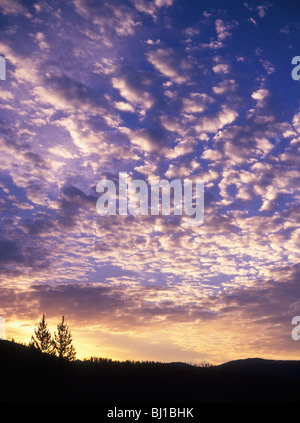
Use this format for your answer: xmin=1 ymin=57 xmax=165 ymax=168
xmin=0 ymin=0 xmax=300 ymax=363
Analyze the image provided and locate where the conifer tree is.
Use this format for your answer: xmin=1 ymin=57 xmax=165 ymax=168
xmin=53 ymin=316 xmax=76 ymax=361
xmin=31 ymin=314 xmax=54 ymax=354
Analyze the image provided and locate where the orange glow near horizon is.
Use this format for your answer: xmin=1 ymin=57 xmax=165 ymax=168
xmin=3 ymin=315 xmax=300 ymax=366
xmin=1 ymin=0 xmax=300 ymax=373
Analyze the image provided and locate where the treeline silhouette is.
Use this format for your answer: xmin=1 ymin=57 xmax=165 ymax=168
xmin=87 ymin=356 xmax=212 ymax=367
xmin=1 ymin=337 xmax=300 ymax=403
xmin=30 ymin=314 xmax=76 ymax=360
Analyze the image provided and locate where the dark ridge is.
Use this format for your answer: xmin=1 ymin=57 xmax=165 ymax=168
xmin=168 ymin=361 xmax=193 ymax=368
xmin=217 ymin=357 xmax=300 ymax=380
xmin=1 ymin=340 xmax=300 ymax=403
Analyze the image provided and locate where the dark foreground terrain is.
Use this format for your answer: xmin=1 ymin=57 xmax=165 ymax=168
xmin=1 ymin=339 xmax=300 ymax=403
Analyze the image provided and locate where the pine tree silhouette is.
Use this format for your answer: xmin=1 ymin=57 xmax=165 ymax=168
xmin=31 ymin=314 xmax=54 ymax=354
xmin=53 ymin=316 xmax=76 ymax=361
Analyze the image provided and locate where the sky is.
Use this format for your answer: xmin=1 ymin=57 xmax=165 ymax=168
xmin=0 ymin=0 xmax=300 ymax=364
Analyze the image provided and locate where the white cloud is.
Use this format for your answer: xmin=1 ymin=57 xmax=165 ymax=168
xmin=164 ymin=159 xmax=200 ymax=178
xmin=182 ymin=93 xmax=214 ymax=114
xmin=130 ymin=128 xmax=166 ymax=153
xmin=93 ymin=59 xmax=116 ymax=75
xmin=112 ymin=76 xmax=155 ymax=110
xmin=0 ymin=0 xmax=26 ymax=15
xmin=35 ymin=32 xmax=50 ymax=50
xmin=146 ymin=47 xmax=189 ymax=84
xmin=251 ymin=88 xmax=270 ymax=107
xmin=244 ymin=2 xmax=273 ymax=18
xmin=212 ymin=79 xmax=237 ymax=94
xmin=167 ymin=137 xmax=197 ymax=159
xmin=215 ymin=19 xmax=238 ymax=41
xmin=202 ymin=149 xmax=223 ymax=161
xmin=195 ymin=107 xmax=238 ymax=134
xmin=132 ymin=0 xmax=173 ymax=19
xmin=0 ymin=42 xmax=39 ymax=84
xmin=249 ymin=17 xmax=257 ymax=26
xmin=0 ymin=88 xmax=14 ymax=100
xmin=114 ymin=101 xmax=135 ymax=113
xmin=74 ymin=0 xmax=139 ymax=36
xmin=212 ymin=63 xmax=230 ymax=74
xmin=155 ymin=0 xmax=174 ymax=6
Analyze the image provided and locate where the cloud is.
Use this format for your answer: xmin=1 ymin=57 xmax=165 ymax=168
xmin=212 ymin=79 xmax=238 ymax=95
xmin=129 ymin=128 xmax=169 ymax=154
xmin=60 ymin=184 xmax=96 ymax=210
xmin=181 ymin=93 xmax=214 ymax=114
xmin=164 ymin=158 xmax=200 ymax=178
xmin=132 ymin=0 xmax=174 ymax=19
xmin=112 ymin=72 xmax=155 ymax=110
xmin=73 ymin=0 xmax=140 ymax=36
xmin=244 ymin=2 xmax=273 ymax=18
xmin=260 ymin=59 xmax=275 ymax=75
xmin=0 ymin=239 xmax=23 ymax=264
xmin=215 ymin=19 xmax=238 ymax=41
xmin=21 ymin=217 xmax=55 ymax=236
xmin=33 ymin=73 xmax=107 ymax=115
xmin=154 ymin=0 xmax=174 ymax=7
xmin=35 ymin=32 xmax=50 ymax=50
xmin=212 ymin=63 xmax=230 ymax=74
xmin=251 ymin=88 xmax=270 ymax=106
xmin=93 ymin=59 xmax=117 ymax=76
xmin=202 ymin=148 xmax=223 ymax=161
xmin=195 ymin=106 xmax=238 ymax=134
xmin=200 ymin=17 xmax=238 ymax=50
xmin=146 ymin=47 xmax=192 ymax=84
xmin=167 ymin=137 xmax=197 ymax=159
xmin=0 ymin=42 xmax=39 ymax=84
xmin=0 ymin=0 xmax=27 ymax=16
xmin=4 ymin=259 xmax=300 ymax=362
xmin=248 ymin=17 xmax=257 ymax=26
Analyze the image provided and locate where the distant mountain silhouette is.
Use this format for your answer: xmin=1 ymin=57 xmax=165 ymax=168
xmin=1 ymin=340 xmax=300 ymax=403
xmin=218 ymin=357 xmax=300 ymax=381
xmin=168 ymin=361 xmax=193 ymax=368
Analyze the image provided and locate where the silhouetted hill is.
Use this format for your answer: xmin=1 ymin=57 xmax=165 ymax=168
xmin=218 ymin=357 xmax=300 ymax=380
xmin=1 ymin=340 xmax=300 ymax=403
xmin=168 ymin=361 xmax=193 ymax=368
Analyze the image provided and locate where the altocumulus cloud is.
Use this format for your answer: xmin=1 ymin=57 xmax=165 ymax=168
xmin=0 ymin=0 xmax=300 ymax=363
